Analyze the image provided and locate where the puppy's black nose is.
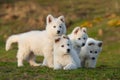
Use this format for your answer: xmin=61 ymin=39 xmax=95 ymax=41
xmin=82 ymin=43 xmax=85 ymax=47
xmin=67 ymin=49 xmax=70 ymax=53
xmin=57 ymin=30 xmax=60 ymax=34
xmin=92 ymin=57 xmax=95 ymax=60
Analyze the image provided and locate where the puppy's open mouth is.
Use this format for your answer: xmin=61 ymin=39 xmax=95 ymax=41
xmin=63 ymin=53 xmax=70 ymax=56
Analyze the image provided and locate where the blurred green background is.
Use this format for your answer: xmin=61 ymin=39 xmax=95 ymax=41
xmin=0 ymin=0 xmax=120 ymax=80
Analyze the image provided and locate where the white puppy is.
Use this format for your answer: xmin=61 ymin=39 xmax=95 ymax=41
xmin=80 ymin=38 xmax=103 ymax=68
xmin=53 ymin=35 xmax=81 ymax=70
xmin=68 ymin=27 xmax=88 ymax=55
xmin=6 ymin=14 xmax=66 ymax=67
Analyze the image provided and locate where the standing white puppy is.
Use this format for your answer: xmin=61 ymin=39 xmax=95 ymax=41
xmin=53 ymin=35 xmax=81 ymax=70
xmin=80 ymin=38 xmax=103 ymax=68
xmin=68 ymin=27 xmax=88 ymax=55
xmin=6 ymin=14 xmax=66 ymax=67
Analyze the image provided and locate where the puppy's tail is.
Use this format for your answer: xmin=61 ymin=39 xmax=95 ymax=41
xmin=5 ymin=35 xmax=18 ymax=51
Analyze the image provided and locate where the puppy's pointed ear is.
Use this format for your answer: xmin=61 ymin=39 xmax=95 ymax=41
xmin=58 ymin=15 xmax=65 ymax=23
xmin=88 ymin=42 xmax=95 ymax=46
xmin=55 ymin=38 xmax=61 ymax=43
xmin=98 ymin=41 xmax=103 ymax=47
xmin=82 ymin=27 xmax=87 ymax=33
xmin=72 ymin=27 xmax=81 ymax=35
xmin=47 ymin=14 xmax=54 ymax=24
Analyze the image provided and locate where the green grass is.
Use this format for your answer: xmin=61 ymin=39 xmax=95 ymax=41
xmin=0 ymin=62 xmax=120 ymax=80
xmin=0 ymin=0 xmax=120 ymax=80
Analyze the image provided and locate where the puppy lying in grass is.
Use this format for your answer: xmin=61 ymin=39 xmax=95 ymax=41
xmin=53 ymin=35 xmax=81 ymax=70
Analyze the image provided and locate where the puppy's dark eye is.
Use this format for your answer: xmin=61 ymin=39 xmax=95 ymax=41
xmin=61 ymin=45 xmax=64 ymax=47
xmin=78 ymin=38 xmax=81 ymax=40
xmin=67 ymin=44 xmax=69 ymax=46
xmin=83 ymin=37 xmax=86 ymax=40
xmin=53 ymin=26 xmax=56 ymax=28
xmin=95 ymin=51 xmax=97 ymax=54
xmin=90 ymin=51 xmax=93 ymax=53
xmin=59 ymin=26 xmax=61 ymax=28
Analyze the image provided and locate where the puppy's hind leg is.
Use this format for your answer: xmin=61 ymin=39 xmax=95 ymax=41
xmin=16 ymin=49 xmax=25 ymax=67
xmin=28 ymin=52 xmax=41 ymax=66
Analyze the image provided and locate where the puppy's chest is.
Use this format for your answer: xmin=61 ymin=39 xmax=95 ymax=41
xmin=74 ymin=47 xmax=81 ymax=53
xmin=59 ymin=54 xmax=71 ymax=63
xmin=83 ymin=54 xmax=91 ymax=61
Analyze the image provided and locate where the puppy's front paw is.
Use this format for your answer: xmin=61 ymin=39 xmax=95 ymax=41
xmin=54 ymin=64 xmax=62 ymax=70
xmin=64 ymin=64 xmax=77 ymax=70
xmin=31 ymin=63 xmax=41 ymax=67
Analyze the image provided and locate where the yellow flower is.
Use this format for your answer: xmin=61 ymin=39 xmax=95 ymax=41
xmin=107 ymin=19 xmax=120 ymax=27
xmin=116 ymin=20 xmax=120 ymax=26
xmin=80 ymin=21 xmax=93 ymax=28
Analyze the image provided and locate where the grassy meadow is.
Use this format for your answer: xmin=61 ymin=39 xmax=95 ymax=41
xmin=0 ymin=0 xmax=120 ymax=80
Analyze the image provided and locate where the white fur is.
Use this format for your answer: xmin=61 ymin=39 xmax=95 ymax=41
xmin=80 ymin=38 xmax=103 ymax=68
xmin=53 ymin=35 xmax=81 ymax=70
xmin=68 ymin=27 xmax=88 ymax=55
xmin=5 ymin=14 xmax=66 ymax=67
